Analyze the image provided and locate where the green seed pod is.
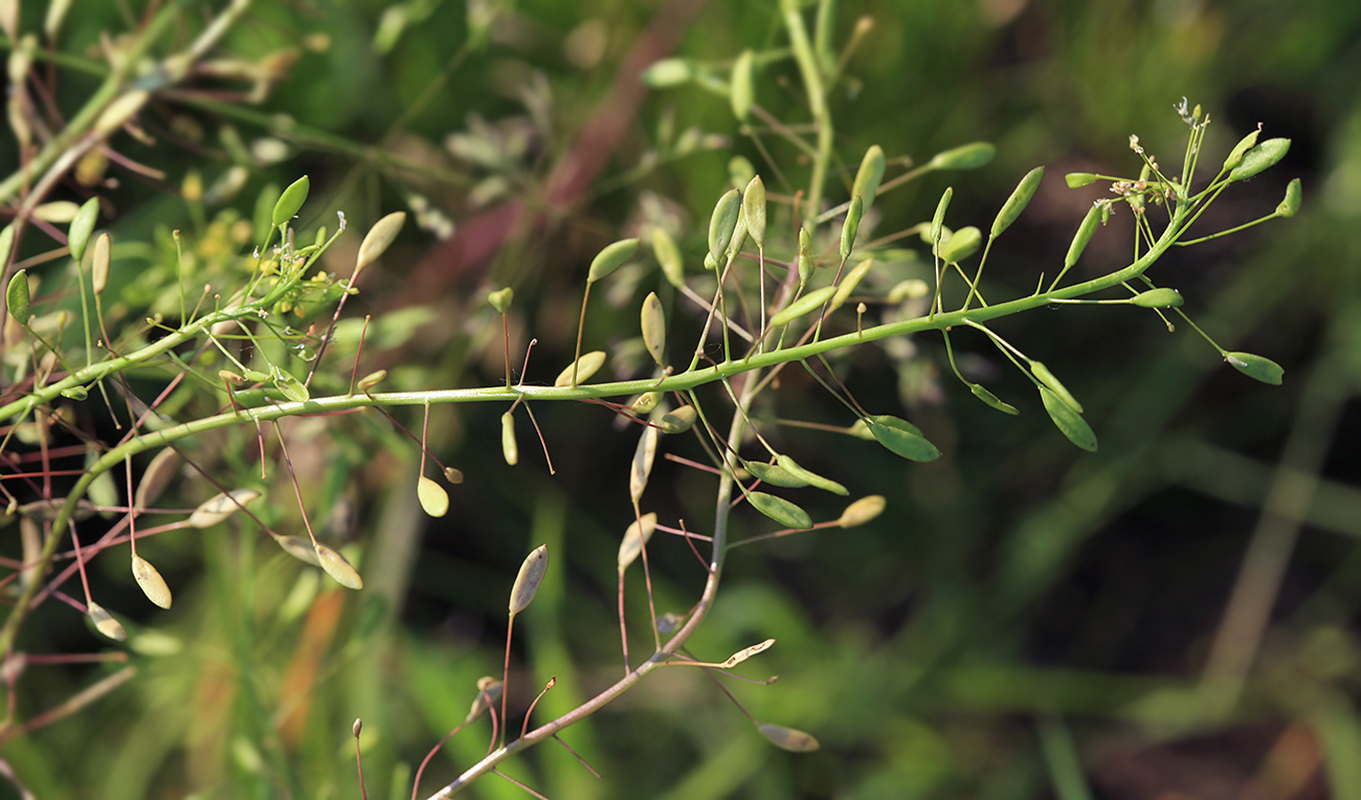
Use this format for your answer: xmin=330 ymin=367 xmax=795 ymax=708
xmin=743 ymin=459 xmax=809 ymax=488
xmin=991 ymin=166 xmax=1044 ymax=239
xmin=509 ymin=545 xmax=549 ymax=615
xmin=617 ymin=513 xmax=657 ymax=573
xmin=356 ymin=369 xmax=387 ymax=393
xmin=775 ymin=454 xmax=848 ymax=495
xmin=928 ymin=141 xmax=996 ymax=171
xmin=837 ymin=495 xmax=886 ymax=528
xmin=652 ymin=228 xmax=685 ymax=288
xmin=1065 ymin=173 xmax=1098 ymax=188
xmin=501 ymin=411 xmax=519 ymax=465
xmin=640 ymin=57 xmax=694 ymax=87
xmin=937 ymin=226 xmax=981 ymax=263
xmin=729 ymin=156 xmax=756 ymax=189
xmin=488 ymin=287 xmax=514 ymax=313
xmin=1276 ymin=177 xmax=1302 ymax=218
xmin=866 ymin=415 xmax=941 ymax=462
xmin=730 ymin=49 xmax=755 ymax=121
xmin=60 ymin=386 xmax=89 ymax=401
xmin=91 ymin=233 xmax=111 ymax=295
xmin=6 ymin=269 xmax=31 ymax=324
xmin=1225 ymin=351 xmax=1284 ymax=385
xmin=588 ymin=238 xmax=640 ymax=283
xmin=1129 ymin=288 xmax=1183 ymax=308
xmin=68 ymin=197 xmax=100 ymax=263
xmin=970 ymin=384 xmax=1019 ymax=415
xmin=641 ymin=292 xmax=666 ymax=367
xmin=851 ymin=145 xmax=886 ymax=214
xmin=135 ymin=448 xmax=180 ymax=508
xmin=1228 ymin=138 xmax=1290 ymax=182
xmin=132 ymin=555 xmax=173 ymax=609
xmin=188 ymin=489 xmax=262 ymax=528
xmin=1039 ymin=386 xmax=1098 ymax=452
xmin=630 ymin=391 xmax=662 ymax=415
xmin=657 ymin=405 xmax=697 ymax=434
xmin=1222 ymin=128 xmax=1261 ymax=172
xmin=742 ymin=176 xmax=767 ymax=248
xmin=796 ymin=227 xmax=815 ymax=286
xmin=271 ymin=175 xmax=310 ymax=228
xmin=930 ymin=187 xmax=953 ymax=244
xmin=87 ymin=601 xmax=127 ymax=642
xmin=707 ymin=189 xmax=741 ymax=265
xmin=555 ymin=350 xmax=607 ymax=386
xmin=726 ymin=207 xmax=748 ymax=258
xmin=272 ymin=368 xmax=310 ymax=403
xmin=1065 ymin=204 xmax=1102 ymax=271
xmin=829 ymin=258 xmax=873 ymax=314
xmin=746 ymin=491 xmax=813 ymax=529
xmin=1028 ymin=360 xmax=1083 ymax=414
xmin=839 ymin=195 xmax=864 ymax=261
xmin=315 ymin=543 xmax=364 ymax=590
xmin=354 ymin=211 xmax=406 ymax=277
xmin=630 ymin=425 xmax=659 ymax=504
xmin=417 ymin=476 xmax=449 ymax=517
xmin=757 ymin=723 xmax=820 ymax=752
xmin=769 ymin=285 xmax=837 ymax=328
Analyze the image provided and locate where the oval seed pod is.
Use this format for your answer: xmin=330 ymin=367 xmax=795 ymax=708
xmin=488 ymin=287 xmax=514 ymax=313
xmin=1221 ymin=127 xmax=1261 ymax=172
xmin=631 ymin=391 xmax=662 ymax=415
xmin=656 ymin=405 xmax=697 ymax=434
xmin=1065 ymin=173 xmax=1097 ymax=188
xmin=730 ymin=49 xmax=754 ymax=121
xmin=743 ymin=459 xmax=809 ymax=488
xmin=641 ymin=292 xmax=666 ymax=367
xmin=837 ymin=495 xmax=886 ymax=528
xmin=509 ymin=545 xmax=549 ymax=616
xmin=188 ymin=488 xmax=262 ymax=528
xmin=1028 ymin=360 xmax=1083 ymax=414
xmin=640 ymin=57 xmax=694 ymax=87
xmin=1228 ymin=138 xmax=1290 ymax=182
xmin=273 ymin=534 xmax=322 ymax=566
xmin=87 ymin=601 xmax=127 ymax=642
xmin=757 ymin=723 xmax=820 ymax=752
xmin=796 ymin=227 xmax=814 ymax=287
xmin=501 ymin=410 xmax=519 ymax=465
xmin=839 ymin=195 xmax=864 ymax=261
xmin=135 ymin=448 xmax=180 ymax=508
xmin=1276 ymin=178 xmax=1302 ymax=218
xmin=1064 ymin=203 xmax=1102 ymax=271
xmin=775 ymin=455 xmax=848 ymax=495
xmin=444 ymin=467 xmax=464 ymax=484
xmin=1129 ymin=288 xmax=1183 ymax=308
xmin=93 ymin=89 xmax=149 ymax=135
xmin=851 ymin=145 xmax=885 ymax=214
xmin=1225 ymin=351 xmax=1284 ymax=385
xmin=1039 ymin=386 xmax=1098 ymax=452
xmin=588 ymin=238 xmax=639 ymax=283
xmin=132 ymin=555 xmax=173 ymax=609
xmin=742 ymin=175 xmax=767 ymax=248
xmin=0 ymin=224 xmax=14 ymax=270
xmin=617 ymin=513 xmax=657 ymax=572
xmin=6 ymin=269 xmax=31 ymax=325
xmin=866 ymin=415 xmax=941 ymax=462
xmin=465 ymin=677 xmax=504 ymax=722
xmin=829 ymin=258 xmax=873 ymax=315
xmin=356 ymin=369 xmax=387 ymax=393
xmin=630 ymin=425 xmax=659 ymax=504
xmin=769 ymin=286 xmax=837 ymax=328
xmin=555 ymin=350 xmax=607 ymax=386
xmin=91 ymin=233 xmax=111 ymax=295
xmin=314 ymin=543 xmax=364 ymax=590
xmin=707 ymin=188 xmax=741 ymax=265
xmin=746 ymin=491 xmax=813 ymax=530
xmin=271 ymin=175 xmax=310 ymax=228
xmin=930 ymin=187 xmax=953 ymax=245
xmin=928 ymin=141 xmax=995 ymax=171
xmin=991 ymin=166 xmax=1044 ymax=239
xmin=272 ymin=368 xmax=310 ymax=403
xmin=354 ymin=211 xmax=406 ymax=277
xmin=937 ymin=226 xmax=981 ymax=263
xmin=970 ymin=384 xmax=1019 ymax=415
xmin=417 ymin=476 xmax=449 ymax=517
xmin=652 ymin=228 xmax=685 ymax=288
xmin=68 ymin=197 xmax=100 ymax=263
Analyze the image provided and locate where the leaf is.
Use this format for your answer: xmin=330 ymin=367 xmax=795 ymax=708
xmin=271 ymin=175 xmax=310 ymax=228
xmin=757 ymin=723 xmax=820 ymax=752
xmin=866 ymin=415 xmax=941 ymax=462
xmin=417 ymin=476 xmax=449 ymax=517
xmin=970 ymin=383 xmax=1020 ymax=415
xmin=1225 ymin=351 xmax=1284 ymax=385
xmin=587 ymin=238 xmax=639 ymax=283
xmin=1039 ymin=386 xmax=1098 ymax=452
xmin=746 ymin=491 xmax=812 ymax=529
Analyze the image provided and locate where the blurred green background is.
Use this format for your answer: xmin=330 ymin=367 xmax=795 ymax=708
xmin=4 ymin=0 xmax=1361 ymax=798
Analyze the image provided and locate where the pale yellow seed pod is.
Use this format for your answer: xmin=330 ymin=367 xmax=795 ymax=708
xmin=188 ymin=488 xmax=262 ymax=528
xmin=131 ymin=555 xmax=173 ymax=609
xmin=837 ymin=495 xmax=886 ymax=528
xmin=555 ymin=350 xmax=607 ymax=386
xmin=87 ymin=601 xmax=127 ymax=641
xmin=640 ymin=292 xmax=666 ymax=367
xmin=630 ymin=426 xmax=659 ymax=505
xmin=757 ymin=722 xmax=820 ymax=752
xmin=501 ymin=411 xmax=519 ymax=466
xmin=314 ymin=543 xmax=364 ymax=590
xmin=721 ymin=638 xmax=775 ymax=668
xmin=134 ymin=448 xmax=180 ymax=508
xmin=829 ymin=257 xmax=873 ymax=314
xmin=354 ymin=211 xmax=406 ymax=278
xmin=465 ymin=677 xmax=504 ymax=723
xmin=94 ymin=90 xmax=149 ymax=136
xmin=417 ymin=476 xmax=449 ymax=517
xmin=508 ymin=545 xmax=549 ymax=616
xmin=356 ymin=369 xmax=387 ymax=392
xmin=656 ymin=405 xmax=697 ymax=434
xmin=31 ymin=201 xmax=81 ymax=224
xmin=273 ymin=534 xmax=322 ymax=566
xmin=617 ymin=513 xmax=658 ymax=573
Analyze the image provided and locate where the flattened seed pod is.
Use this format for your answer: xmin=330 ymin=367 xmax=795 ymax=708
xmin=1222 ymin=128 xmax=1261 ymax=172
xmin=91 ymin=233 xmax=111 ymax=295
xmin=135 ymin=448 xmax=180 ymax=508
xmin=839 ymin=195 xmax=864 ymax=261
xmin=1028 ymin=360 xmax=1083 ymax=414
xmin=937 ymin=226 xmax=981 ymax=263
xmin=641 ymin=292 xmax=666 ymax=367
xmin=555 ymin=350 xmax=607 ymax=386
xmin=630 ymin=425 xmax=659 ymax=504
xmin=775 ymin=454 xmax=848 ymax=495
xmin=1064 ymin=204 xmax=1101 ymax=271
xmin=652 ymin=227 xmax=685 ymax=288
xmin=132 ymin=555 xmax=173 ymax=609
xmin=1225 ymin=351 xmax=1284 ymax=385
xmin=274 ymin=534 xmax=322 ymax=566
xmin=509 ymin=545 xmax=549 ymax=616
xmin=757 ymin=723 xmax=820 ymax=752
xmin=851 ymin=145 xmax=885 ymax=214
xmin=730 ymin=49 xmax=754 ymax=121
xmin=314 ymin=543 xmax=364 ymax=590
xmin=356 ymin=369 xmax=387 ymax=392
xmin=354 ymin=211 xmax=406 ymax=277
xmin=417 ymin=476 xmax=449 ymax=517
xmin=617 ymin=513 xmax=658 ymax=572
xmin=6 ymin=269 xmax=31 ymax=324
xmin=588 ymin=238 xmax=639 ymax=283
xmin=1229 ymin=138 xmax=1290 ymax=182
xmin=271 ymin=175 xmax=310 ymax=228
xmin=488 ymin=287 xmax=514 ymax=313
xmin=928 ymin=141 xmax=995 ymax=171
xmin=742 ymin=176 xmax=767 ymax=248
xmin=656 ymin=405 xmax=697 ymax=434
xmin=1039 ymin=386 xmax=1097 ymax=452
xmin=829 ymin=258 xmax=872 ymax=315
xmin=68 ymin=197 xmax=100 ymax=263
xmin=796 ymin=227 xmax=814 ymax=286
xmin=930 ymin=187 xmax=953 ymax=244
xmin=991 ymin=166 xmax=1044 ymax=239
xmin=501 ymin=411 xmax=519 ymax=465
xmin=746 ymin=491 xmax=812 ymax=529
xmin=769 ymin=286 xmax=836 ymax=328
xmin=1129 ymin=288 xmax=1183 ymax=308
xmin=188 ymin=488 xmax=262 ymax=528
xmin=837 ymin=495 xmax=886 ymax=528
xmin=88 ymin=601 xmax=127 ymax=641
xmin=1276 ymin=178 xmax=1302 ymax=218
xmin=707 ymin=189 xmax=741 ymax=265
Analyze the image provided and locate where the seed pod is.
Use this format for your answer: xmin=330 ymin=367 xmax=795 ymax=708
xmin=775 ymin=455 xmax=847 ymax=495
xmin=6 ymin=269 xmax=31 ymax=324
xmin=829 ymin=258 xmax=873 ymax=315
xmin=837 ymin=495 xmax=886 ymax=528
xmin=631 ymin=425 xmax=659 ymax=504
xmin=45 ymin=0 xmax=72 ymax=38
xmin=769 ymin=286 xmax=837 ymax=328
xmin=617 ymin=513 xmax=657 ymax=572
xmin=188 ymin=488 xmax=262 ymax=528
xmin=937 ymin=226 xmax=981 ymax=263
xmin=631 ymin=391 xmax=662 ymax=414
xmin=970 ymin=384 xmax=1019 ymax=415
xmin=135 ymin=448 xmax=180 ymax=508
xmin=274 ymin=534 xmax=322 ymax=566
xmin=93 ymin=90 xmax=149 ymax=135
xmin=588 ymin=238 xmax=639 ymax=283
xmin=487 ymin=287 xmax=513 ymax=314
xmin=509 ymin=545 xmax=549 ymax=616
xmin=87 ymin=601 xmax=127 ymax=641
xmin=1064 ymin=203 xmax=1102 ymax=272
xmin=1029 ymin=360 xmax=1083 ymax=414
xmin=272 ymin=368 xmax=309 ymax=402
xmin=555 ymin=350 xmax=607 ymax=386
xmin=417 ymin=476 xmax=449 ymax=517
xmin=743 ymin=459 xmax=809 ymax=488
xmin=0 ymin=224 xmax=14 ymax=270
xmin=1225 ymin=351 xmax=1284 ymax=385
xmin=1222 ymin=128 xmax=1261 ymax=172
xmin=640 ymin=57 xmax=694 ymax=87
xmin=796 ymin=227 xmax=814 ymax=287
xmin=641 ymin=292 xmax=666 ymax=366
xmin=1129 ymin=288 xmax=1183 ymax=308
xmin=930 ymin=187 xmax=953 ymax=244
xmin=91 ymin=233 xmax=111 ymax=295
xmin=707 ymin=188 xmax=741 ymax=265
xmin=466 ymin=677 xmax=504 ymax=722
xmin=33 ymin=202 xmax=81 ymax=224
xmin=721 ymin=638 xmax=775 ymax=668
xmin=866 ymin=415 xmax=941 ymax=462
xmin=354 ymin=211 xmax=406 ymax=277
xmin=501 ymin=411 xmax=519 ymax=465
xmin=1065 ymin=173 xmax=1097 ymax=188
xmin=271 ymin=175 xmax=310 ymax=228
xmin=1228 ymin=138 xmax=1290 ymax=182
xmin=991 ymin=166 xmax=1044 ymax=239
xmin=656 ymin=405 xmax=697 ymax=434
xmin=1276 ymin=178 xmax=1302 ymax=218
xmin=314 ymin=543 xmax=364 ymax=590
xmin=851 ymin=145 xmax=885 ymax=214
xmin=746 ymin=491 xmax=813 ymax=529
xmin=352 ymin=718 xmax=362 ymax=738
xmin=68 ymin=197 xmax=100 ymax=263
xmin=928 ymin=141 xmax=995 ymax=171
xmin=356 ymin=369 xmax=387 ymax=393
xmin=742 ymin=176 xmax=767 ymax=248
xmin=652 ymin=228 xmax=685 ymax=288
xmin=132 ymin=555 xmax=173 ymax=609
xmin=444 ymin=467 xmax=464 ymax=484
xmin=757 ymin=723 xmax=820 ymax=752
xmin=1039 ymin=386 xmax=1098 ymax=452
xmin=730 ymin=49 xmax=754 ymax=121
xmin=839 ymin=195 xmax=864 ymax=261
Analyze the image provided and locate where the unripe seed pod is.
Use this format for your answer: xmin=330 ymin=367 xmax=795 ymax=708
xmin=6 ymin=269 xmax=31 ymax=324
xmin=837 ymin=495 xmax=886 ymax=527
xmin=769 ymin=285 xmax=836 ymax=328
xmin=937 ymin=226 xmax=981 ymax=263
xmin=971 ymin=384 xmax=1019 ymax=415
xmin=488 ymin=287 xmax=513 ymax=313
xmin=928 ymin=141 xmax=995 ymax=171
xmin=417 ymin=476 xmax=449 ymax=517
xmin=135 ymin=448 xmax=180 ymax=509
xmin=631 ymin=391 xmax=662 ymax=414
xmin=354 ymin=211 xmax=405 ymax=277
xmin=91 ymin=233 xmax=111 ymax=295
xmin=132 ymin=555 xmax=173 ymax=608
xmin=315 ymin=544 xmax=364 ymax=590
xmin=839 ymin=195 xmax=863 ymax=261
xmin=588 ymin=238 xmax=639 ymax=283
xmin=742 ymin=176 xmax=767 ymax=248
xmin=641 ymin=292 xmax=666 ymax=366
xmin=851 ymin=145 xmax=885 ymax=214
xmin=68 ymin=197 xmax=100 ymax=263
xmin=356 ymin=369 xmax=387 ymax=393
xmin=1276 ymin=177 xmax=1301 ymax=218
xmin=730 ymin=49 xmax=754 ymax=121
xmin=1225 ymin=351 xmax=1284 ymax=385
xmin=930 ymin=187 xmax=952 ymax=244
xmin=641 ymin=57 xmax=694 ymax=87
xmin=657 ymin=405 xmax=697 ymax=434
xmin=775 ymin=454 xmax=847 ymax=495
xmin=617 ymin=513 xmax=657 ymax=572
xmin=271 ymin=175 xmax=310 ymax=228
xmin=758 ymin=723 xmax=820 ymax=752
xmin=630 ymin=425 xmax=659 ymax=504
xmin=509 ymin=545 xmax=549 ymax=616
xmin=796 ymin=227 xmax=814 ymax=286
xmin=1228 ymin=138 xmax=1290 ymax=182
xmin=1129 ymin=288 xmax=1183 ymax=308
xmin=0 ymin=224 xmax=14 ymax=270
xmin=1040 ymin=386 xmax=1098 ymax=452
xmin=829 ymin=258 xmax=872 ymax=315
xmin=94 ymin=90 xmax=149 ymax=136
xmin=87 ymin=601 xmax=127 ymax=641
xmin=746 ymin=490 xmax=812 ymax=529
xmin=501 ymin=411 xmax=519 ymax=465
xmin=555 ymin=350 xmax=606 ymax=386
xmin=1222 ymin=128 xmax=1261 ymax=172
xmin=991 ymin=166 xmax=1044 ymax=239
xmin=707 ymin=189 xmax=741 ymax=265
xmin=1065 ymin=204 xmax=1102 ymax=271
xmin=652 ymin=228 xmax=685 ymax=288
xmin=274 ymin=534 xmax=322 ymax=566
xmin=1029 ymin=360 xmax=1083 ymax=414
xmin=1065 ymin=173 xmax=1097 ymax=188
